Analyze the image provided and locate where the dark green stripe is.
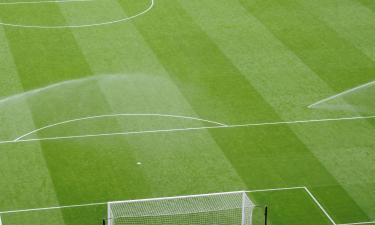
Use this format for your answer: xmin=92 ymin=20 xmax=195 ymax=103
xmin=357 ymin=0 xmax=375 ymax=12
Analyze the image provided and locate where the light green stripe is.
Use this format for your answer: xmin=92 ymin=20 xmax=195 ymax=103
xmin=0 ymin=25 xmax=65 ymax=225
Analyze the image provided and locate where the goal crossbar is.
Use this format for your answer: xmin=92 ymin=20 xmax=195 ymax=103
xmin=108 ymin=190 xmax=247 ymax=205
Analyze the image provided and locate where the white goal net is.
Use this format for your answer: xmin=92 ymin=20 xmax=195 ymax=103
xmin=107 ymin=191 xmax=255 ymax=225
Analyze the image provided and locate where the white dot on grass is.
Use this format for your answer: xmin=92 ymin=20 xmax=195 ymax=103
xmin=137 ymin=162 xmax=142 ymax=165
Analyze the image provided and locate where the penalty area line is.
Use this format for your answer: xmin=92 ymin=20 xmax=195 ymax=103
xmin=338 ymin=222 xmax=375 ymax=225
xmin=0 ymin=0 xmax=92 ymax=5
xmin=13 ymin=113 xmax=228 ymax=141
xmin=0 ymin=202 xmax=107 ymax=214
xmin=303 ymin=187 xmax=336 ymax=225
xmin=0 ymin=186 xmax=304 ymax=215
xmin=246 ymin=186 xmax=305 ymax=193
xmin=0 ymin=115 xmax=374 ymax=145
xmin=1 ymin=186 xmax=372 ymax=225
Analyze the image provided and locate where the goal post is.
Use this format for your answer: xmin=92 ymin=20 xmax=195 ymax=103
xmin=107 ymin=191 xmax=256 ymax=225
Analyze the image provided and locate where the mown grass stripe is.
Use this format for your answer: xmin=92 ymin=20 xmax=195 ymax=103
xmin=239 ymin=0 xmax=374 ymax=221
xmin=240 ymin=0 xmax=374 ymax=92
xmin=119 ymin=1 xmax=371 ymax=224
xmin=356 ymin=0 xmax=375 ymax=12
xmin=0 ymin=20 xmax=67 ymax=225
xmin=1 ymin=3 xmax=153 ymax=225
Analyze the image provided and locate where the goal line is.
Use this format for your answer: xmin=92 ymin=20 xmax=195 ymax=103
xmin=0 ymin=186 xmax=373 ymax=225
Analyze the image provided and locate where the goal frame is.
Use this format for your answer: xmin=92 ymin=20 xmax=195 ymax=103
xmin=106 ymin=191 xmax=261 ymax=225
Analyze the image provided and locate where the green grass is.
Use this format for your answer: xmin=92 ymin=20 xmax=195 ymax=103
xmin=0 ymin=0 xmax=374 ymax=224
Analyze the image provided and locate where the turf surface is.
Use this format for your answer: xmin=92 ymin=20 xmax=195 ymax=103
xmin=0 ymin=0 xmax=374 ymax=224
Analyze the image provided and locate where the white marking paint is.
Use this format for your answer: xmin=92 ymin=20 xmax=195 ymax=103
xmin=0 ymin=202 xmax=107 ymax=214
xmin=0 ymin=215 xmax=2 ymax=225
xmin=308 ymin=80 xmax=375 ymax=108
xmin=223 ymin=115 xmax=375 ymax=129
xmin=246 ymin=186 xmax=305 ymax=193
xmin=338 ymin=222 xmax=375 ymax=225
xmin=0 ymin=186 xmax=372 ymax=225
xmin=1 ymin=115 xmax=373 ymax=145
xmin=5 ymin=125 xmax=224 ymax=144
xmin=14 ymin=113 xmax=228 ymax=141
xmin=0 ymin=0 xmax=91 ymax=5
xmin=304 ymin=187 xmax=336 ymax=225
xmin=0 ymin=0 xmax=154 ymax=28
xmin=0 ymin=186 xmax=304 ymax=214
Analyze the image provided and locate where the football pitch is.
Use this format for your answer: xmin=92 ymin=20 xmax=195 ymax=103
xmin=0 ymin=0 xmax=374 ymax=224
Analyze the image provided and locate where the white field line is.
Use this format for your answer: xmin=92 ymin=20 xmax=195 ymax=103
xmin=246 ymin=186 xmax=305 ymax=193
xmin=304 ymin=187 xmax=336 ymax=225
xmin=0 ymin=0 xmax=91 ymax=5
xmin=0 ymin=0 xmax=154 ymax=28
xmin=0 ymin=115 xmax=374 ymax=145
xmin=0 ymin=202 xmax=107 ymax=214
xmin=3 ymin=126 xmax=225 ymax=144
xmin=338 ymin=222 xmax=375 ymax=225
xmin=14 ymin=113 xmax=228 ymax=141
xmin=0 ymin=186 xmax=303 ymax=214
xmin=308 ymin=80 xmax=375 ymax=108
xmin=0 ymin=215 xmax=2 ymax=225
xmin=0 ymin=186 xmax=372 ymax=225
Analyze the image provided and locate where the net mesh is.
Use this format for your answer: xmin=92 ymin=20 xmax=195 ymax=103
xmin=108 ymin=191 xmax=255 ymax=225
